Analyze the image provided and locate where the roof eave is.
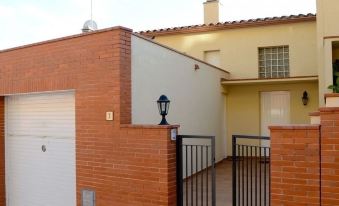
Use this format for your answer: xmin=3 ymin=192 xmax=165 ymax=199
xmin=140 ymin=14 xmax=316 ymax=37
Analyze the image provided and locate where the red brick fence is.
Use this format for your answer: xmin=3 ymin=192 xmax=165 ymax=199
xmin=270 ymin=94 xmax=339 ymax=205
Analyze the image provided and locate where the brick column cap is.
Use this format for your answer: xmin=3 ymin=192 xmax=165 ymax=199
xmin=319 ymin=107 xmax=339 ymax=112
xmin=324 ymin=93 xmax=339 ymax=98
xmin=309 ymin=111 xmax=320 ymax=116
xmin=269 ymin=124 xmax=320 ymax=130
xmin=120 ymin=124 xmax=180 ymax=129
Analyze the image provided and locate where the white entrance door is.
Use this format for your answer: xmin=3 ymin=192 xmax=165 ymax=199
xmin=260 ymin=91 xmax=290 ymax=146
xmin=5 ymin=91 xmax=76 ymax=206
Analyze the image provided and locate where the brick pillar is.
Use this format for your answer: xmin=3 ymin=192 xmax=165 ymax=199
xmin=0 ymin=97 xmax=4 ymax=206
xmin=320 ymin=107 xmax=339 ymax=205
xmin=119 ymin=29 xmax=132 ymax=125
xmin=114 ymin=125 xmax=177 ymax=206
xmin=270 ymin=125 xmax=320 ymax=206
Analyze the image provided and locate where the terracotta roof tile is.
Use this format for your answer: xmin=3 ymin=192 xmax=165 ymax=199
xmin=139 ymin=13 xmax=316 ymax=37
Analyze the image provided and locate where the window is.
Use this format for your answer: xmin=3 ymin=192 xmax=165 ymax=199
xmin=204 ymin=50 xmax=220 ymax=67
xmin=259 ymin=46 xmax=289 ymax=78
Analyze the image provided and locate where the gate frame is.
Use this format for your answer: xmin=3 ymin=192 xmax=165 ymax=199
xmin=232 ymin=135 xmax=271 ymax=206
xmin=176 ymin=135 xmax=216 ymax=206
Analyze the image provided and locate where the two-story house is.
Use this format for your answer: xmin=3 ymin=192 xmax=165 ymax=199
xmin=140 ymin=0 xmax=338 ymax=157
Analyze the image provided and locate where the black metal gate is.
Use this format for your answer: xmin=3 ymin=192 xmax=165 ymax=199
xmin=232 ymin=135 xmax=271 ymax=206
xmin=176 ymin=135 xmax=216 ymax=206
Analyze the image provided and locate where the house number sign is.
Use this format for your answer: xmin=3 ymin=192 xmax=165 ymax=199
xmin=106 ymin=112 xmax=114 ymax=121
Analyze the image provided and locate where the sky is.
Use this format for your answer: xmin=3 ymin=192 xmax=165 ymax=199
xmin=0 ymin=0 xmax=316 ymax=50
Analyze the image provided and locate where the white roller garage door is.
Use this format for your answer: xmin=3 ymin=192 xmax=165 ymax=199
xmin=5 ymin=91 xmax=76 ymax=206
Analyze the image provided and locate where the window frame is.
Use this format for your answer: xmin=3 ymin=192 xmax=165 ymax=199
xmin=204 ymin=50 xmax=221 ymax=67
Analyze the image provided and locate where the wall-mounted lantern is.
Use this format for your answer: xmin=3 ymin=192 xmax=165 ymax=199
xmin=157 ymin=95 xmax=170 ymax=125
xmin=302 ymin=91 xmax=309 ymax=106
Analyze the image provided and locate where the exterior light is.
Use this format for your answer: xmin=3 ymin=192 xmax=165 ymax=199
xmin=302 ymin=91 xmax=309 ymax=106
xmin=157 ymin=95 xmax=170 ymax=125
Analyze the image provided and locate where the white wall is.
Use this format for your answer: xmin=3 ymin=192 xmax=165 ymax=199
xmin=131 ymin=34 xmax=228 ymax=162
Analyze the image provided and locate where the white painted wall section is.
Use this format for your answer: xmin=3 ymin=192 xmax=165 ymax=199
xmin=131 ymin=34 xmax=228 ymax=161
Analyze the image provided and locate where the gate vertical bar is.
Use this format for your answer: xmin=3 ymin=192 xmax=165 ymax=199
xmin=269 ymin=147 xmax=271 ymax=206
xmin=264 ymin=148 xmax=267 ymax=206
xmin=232 ymin=135 xmax=237 ymax=206
xmin=206 ymin=146 xmax=209 ymax=206
xmin=201 ymin=146 xmax=204 ymax=205
xmin=196 ymin=145 xmax=198 ymax=206
xmin=255 ymin=146 xmax=257 ymax=206
xmin=242 ymin=145 xmax=244 ymax=206
xmin=250 ymin=146 xmax=253 ymax=206
xmin=211 ymin=136 xmax=216 ymax=206
xmin=191 ymin=146 xmax=193 ymax=205
xmin=176 ymin=135 xmax=183 ymax=206
xmin=186 ymin=145 xmax=188 ymax=206
xmin=246 ymin=146 xmax=249 ymax=206
xmin=259 ymin=147 xmax=262 ymax=206
xmin=238 ymin=145 xmax=240 ymax=206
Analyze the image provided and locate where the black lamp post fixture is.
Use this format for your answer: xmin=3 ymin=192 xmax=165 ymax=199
xmin=302 ymin=91 xmax=309 ymax=106
xmin=157 ymin=95 xmax=170 ymax=125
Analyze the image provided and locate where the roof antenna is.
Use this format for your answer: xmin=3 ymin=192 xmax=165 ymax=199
xmin=91 ymin=0 xmax=93 ymax=22
xmin=82 ymin=0 xmax=98 ymax=33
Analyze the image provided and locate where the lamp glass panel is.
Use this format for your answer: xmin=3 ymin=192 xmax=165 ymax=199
xmin=157 ymin=103 xmax=161 ymax=114
xmin=302 ymin=98 xmax=308 ymax=105
xmin=166 ymin=102 xmax=170 ymax=115
xmin=161 ymin=102 xmax=166 ymax=114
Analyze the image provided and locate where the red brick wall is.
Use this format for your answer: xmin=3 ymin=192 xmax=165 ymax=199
xmin=0 ymin=27 xmax=177 ymax=206
xmin=320 ymin=107 xmax=339 ymax=205
xmin=0 ymin=97 xmax=4 ymax=204
xmin=77 ymin=125 xmax=177 ymax=206
xmin=270 ymin=125 xmax=320 ymax=206
xmin=112 ymin=125 xmax=176 ymax=205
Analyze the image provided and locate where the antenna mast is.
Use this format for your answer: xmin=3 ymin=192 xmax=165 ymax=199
xmin=91 ymin=0 xmax=93 ymax=21
xmin=90 ymin=0 xmax=93 ymax=28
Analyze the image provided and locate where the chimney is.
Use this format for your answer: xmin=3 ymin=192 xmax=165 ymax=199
xmin=203 ymin=0 xmax=220 ymax=24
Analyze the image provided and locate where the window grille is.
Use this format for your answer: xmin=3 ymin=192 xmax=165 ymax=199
xmin=259 ymin=46 xmax=289 ymax=78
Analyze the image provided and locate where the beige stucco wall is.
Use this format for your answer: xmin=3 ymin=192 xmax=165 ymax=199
xmin=317 ymin=0 xmax=339 ymax=105
xmin=131 ymin=34 xmax=228 ymax=161
xmin=317 ymin=0 xmax=339 ymax=37
xmin=225 ymin=81 xmax=319 ymax=156
xmin=154 ymin=22 xmax=317 ymax=79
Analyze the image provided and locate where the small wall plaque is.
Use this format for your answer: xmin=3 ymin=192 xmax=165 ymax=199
xmin=171 ymin=128 xmax=177 ymax=141
xmin=82 ymin=189 xmax=95 ymax=206
xmin=106 ymin=112 xmax=114 ymax=121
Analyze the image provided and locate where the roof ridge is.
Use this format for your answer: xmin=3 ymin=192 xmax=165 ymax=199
xmin=138 ymin=13 xmax=316 ymax=36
